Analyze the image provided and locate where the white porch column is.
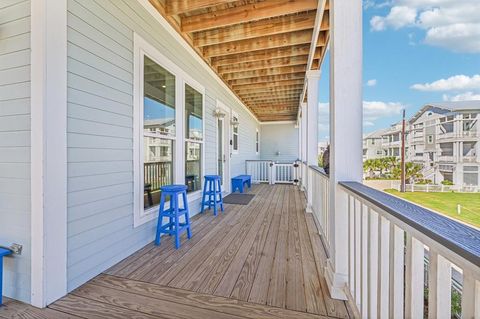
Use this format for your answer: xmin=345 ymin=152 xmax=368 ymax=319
xmin=31 ymin=0 xmax=68 ymax=307
xmin=306 ymin=70 xmax=321 ymax=211
xmin=301 ymin=102 xmax=308 ymax=189
xmin=326 ymin=0 xmax=363 ymax=300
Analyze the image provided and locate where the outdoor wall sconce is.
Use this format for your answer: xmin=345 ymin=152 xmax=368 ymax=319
xmin=213 ymin=108 xmax=226 ymax=118
xmin=230 ymin=118 xmax=240 ymax=128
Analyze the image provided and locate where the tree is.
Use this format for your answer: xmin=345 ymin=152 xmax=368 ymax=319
xmin=392 ymin=162 xmax=423 ymax=182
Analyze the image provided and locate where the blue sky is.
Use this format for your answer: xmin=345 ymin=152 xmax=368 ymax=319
xmin=318 ymin=0 xmax=480 ymax=141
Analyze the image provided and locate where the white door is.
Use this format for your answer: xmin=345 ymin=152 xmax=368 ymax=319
xmin=216 ymin=104 xmax=231 ymax=192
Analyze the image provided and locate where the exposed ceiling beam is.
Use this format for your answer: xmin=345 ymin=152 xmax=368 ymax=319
xmin=194 ymin=11 xmax=317 ymax=47
xmin=218 ymin=55 xmax=308 ymax=74
xmin=203 ymin=29 xmax=315 ymax=58
xmin=181 ymin=0 xmax=317 ymax=32
xmin=165 ymin=0 xmax=237 ymax=15
xmin=211 ymin=44 xmax=315 ymax=67
xmin=233 ymin=79 xmax=304 ymax=91
xmin=222 ymin=65 xmax=310 ymax=81
xmin=228 ymin=72 xmax=305 ymax=86
xmin=239 ymin=90 xmax=303 ymax=99
xmin=235 ymin=84 xmax=305 ymax=94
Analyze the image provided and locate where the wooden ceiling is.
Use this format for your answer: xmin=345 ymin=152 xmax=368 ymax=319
xmin=149 ymin=0 xmax=330 ymax=122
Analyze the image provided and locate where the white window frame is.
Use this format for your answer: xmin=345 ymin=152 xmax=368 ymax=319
xmin=183 ymin=80 xmax=206 ymax=198
xmin=232 ymin=111 xmax=239 ymax=154
xmin=133 ymin=33 xmax=205 ymax=227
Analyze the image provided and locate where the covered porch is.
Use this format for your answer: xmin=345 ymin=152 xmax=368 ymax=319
xmin=2 ymin=184 xmax=353 ymax=318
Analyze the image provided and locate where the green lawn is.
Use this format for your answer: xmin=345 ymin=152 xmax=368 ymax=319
xmin=385 ymin=190 xmax=480 ymax=228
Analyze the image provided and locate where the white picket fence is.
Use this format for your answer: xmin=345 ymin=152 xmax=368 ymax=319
xmin=245 ymin=160 xmax=298 ymax=185
xmin=390 ymin=181 xmax=480 ymax=193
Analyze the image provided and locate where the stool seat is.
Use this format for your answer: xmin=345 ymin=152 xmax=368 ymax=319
xmin=155 ymin=184 xmax=191 ymax=249
xmin=201 ymin=175 xmax=224 ymax=216
xmin=161 ymin=184 xmax=188 ymax=192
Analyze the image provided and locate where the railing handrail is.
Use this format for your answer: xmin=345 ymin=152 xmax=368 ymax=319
xmin=339 ymin=181 xmax=480 ymax=267
xmin=309 ymin=164 xmax=329 ymax=179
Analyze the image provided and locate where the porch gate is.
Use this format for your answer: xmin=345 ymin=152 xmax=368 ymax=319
xmin=246 ymin=160 xmax=299 ymax=185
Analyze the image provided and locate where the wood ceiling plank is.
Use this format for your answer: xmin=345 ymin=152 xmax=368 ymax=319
xmin=243 ymin=95 xmax=300 ymax=102
xmin=181 ymin=0 xmax=318 ymax=33
xmin=194 ymin=11 xmax=316 ymax=47
xmin=219 ymin=55 xmax=308 ymax=74
xmin=203 ymin=29 xmax=314 ymax=58
xmin=239 ymin=92 xmax=302 ymax=99
xmin=165 ymin=0 xmax=237 ymax=15
xmin=228 ymin=72 xmax=305 ymax=86
xmin=222 ymin=65 xmax=307 ymax=81
xmin=211 ymin=45 xmax=315 ymax=67
xmin=235 ymin=85 xmax=305 ymax=94
xmin=233 ymin=79 xmax=304 ymax=90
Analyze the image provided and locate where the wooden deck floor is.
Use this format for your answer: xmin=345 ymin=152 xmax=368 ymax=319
xmin=0 ymin=184 xmax=352 ymax=319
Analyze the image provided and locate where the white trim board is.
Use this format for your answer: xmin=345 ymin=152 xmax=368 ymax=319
xmin=137 ymin=0 xmax=260 ymax=125
xmin=30 ymin=0 xmax=68 ymax=307
xmin=260 ymin=121 xmax=297 ymax=125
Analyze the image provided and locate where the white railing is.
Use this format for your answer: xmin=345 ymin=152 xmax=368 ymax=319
xmin=390 ymin=181 xmax=479 ymax=193
xmin=309 ymin=166 xmax=330 ymax=246
xmin=340 ymin=182 xmax=480 ymax=319
xmin=245 ymin=160 xmax=298 ymax=185
xmin=245 ymin=160 xmax=271 ymax=183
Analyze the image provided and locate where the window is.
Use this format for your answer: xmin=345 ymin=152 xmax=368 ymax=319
xmin=464 ymin=166 xmax=479 ymax=186
xmin=185 ymin=84 xmax=203 ymax=193
xmin=255 ymin=129 xmax=259 ymax=154
xmin=143 ymin=56 xmax=175 ymax=210
xmin=232 ymin=113 xmax=239 ymax=153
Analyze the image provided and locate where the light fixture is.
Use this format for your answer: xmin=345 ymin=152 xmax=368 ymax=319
xmin=162 ymin=85 xmax=166 ymax=88
xmin=230 ymin=117 xmax=239 ymax=128
xmin=213 ymin=108 xmax=226 ymax=118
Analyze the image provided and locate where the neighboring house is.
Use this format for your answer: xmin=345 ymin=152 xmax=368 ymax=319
xmin=363 ymin=101 xmax=480 ymax=187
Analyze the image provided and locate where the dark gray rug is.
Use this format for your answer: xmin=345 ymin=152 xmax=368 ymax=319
xmin=223 ymin=193 xmax=255 ymax=205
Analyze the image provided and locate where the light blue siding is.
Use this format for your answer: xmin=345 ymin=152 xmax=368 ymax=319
xmin=66 ymin=0 xmax=260 ymax=291
xmin=0 ymin=0 xmax=31 ymax=303
xmin=260 ymin=123 xmax=299 ymax=162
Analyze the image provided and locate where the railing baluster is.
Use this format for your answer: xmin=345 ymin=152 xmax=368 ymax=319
xmin=377 ymin=215 xmax=390 ymax=318
xmin=405 ymin=235 xmax=424 ymax=319
xmin=461 ymin=270 xmax=480 ymax=319
xmin=389 ymin=224 xmax=404 ymax=319
xmin=348 ymin=195 xmax=355 ymax=297
xmin=361 ymin=204 xmax=369 ymax=318
xmin=354 ymin=198 xmax=361 ymax=305
xmin=428 ymin=250 xmax=452 ymax=319
xmin=368 ymin=210 xmax=378 ymax=318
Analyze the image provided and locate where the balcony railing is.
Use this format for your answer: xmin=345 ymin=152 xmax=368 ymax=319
xmin=302 ymin=165 xmax=480 ymax=318
xmin=144 ymin=161 xmax=172 ymax=191
xmin=245 ymin=160 xmax=298 ymax=184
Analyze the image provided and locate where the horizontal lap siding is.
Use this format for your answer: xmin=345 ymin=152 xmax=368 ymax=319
xmin=66 ymin=0 xmax=259 ymax=291
xmin=260 ymin=123 xmax=299 ymax=162
xmin=0 ymin=0 xmax=31 ymax=303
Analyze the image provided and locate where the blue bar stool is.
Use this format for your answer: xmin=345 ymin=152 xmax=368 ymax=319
xmin=0 ymin=247 xmax=12 ymax=306
xmin=155 ymin=185 xmax=191 ymax=249
xmin=201 ymin=175 xmax=224 ymax=216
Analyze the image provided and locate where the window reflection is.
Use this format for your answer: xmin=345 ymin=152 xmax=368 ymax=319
xmin=185 ymin=84 xmax=203 ymax=192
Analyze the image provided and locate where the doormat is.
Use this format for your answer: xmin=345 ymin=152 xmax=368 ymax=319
xmin=223 ymin=193 xmax=255 ymax=205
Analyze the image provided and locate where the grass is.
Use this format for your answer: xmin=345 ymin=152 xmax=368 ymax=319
xmin=385 ymin=190 xmax=480 ymax=228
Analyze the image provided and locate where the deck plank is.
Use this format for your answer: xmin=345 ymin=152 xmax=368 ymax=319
xmin=179 ymin=186 xmax=269 ymax=291
xmin=197 ymin=188 xmax=274 ymax=294
xmin=0 ymin=298 xmax=80 ymax=319
xmin=294 ymin=187 xmax=328 ymax=315
xmin=90 ymin=274 xmax=330 ymax=319
xmin=266 ymin=184 xmax=290 ymax=308
xmin=286 ymin=186 xmax=307 ymax=312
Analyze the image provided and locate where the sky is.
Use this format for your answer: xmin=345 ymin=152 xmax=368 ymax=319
xmin=318 ymin=0 xmax=480 ymax=142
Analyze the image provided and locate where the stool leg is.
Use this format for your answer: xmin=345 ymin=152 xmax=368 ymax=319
xmin=173 ymin=194 xmax=181 ymax=249
xmin=155 ymin=192 xmax=166 ymax=246
xmin=201 ymin=179 xmax=207 ymax=213
xmin=208 ymin=180 xmax=213 ymax=209
xmin=218 ymin=179 xmax=224 ymax=212
xmin=168 ymin=194 xmax=173 ymax=236
xmin=212 ymin=179 xmax=218 ymax=216
xmin=183 ymin=191 xmax=191 ymax=239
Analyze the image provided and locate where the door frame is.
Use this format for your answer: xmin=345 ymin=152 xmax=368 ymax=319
xmin=216 ymin=100 xmax=231 ymax=193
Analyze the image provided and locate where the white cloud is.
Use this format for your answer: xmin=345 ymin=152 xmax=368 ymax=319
xmin=317 ymin=101 xmax=404 ymax=134
xmin=366 ymin=79 xmax=378 ymax=86
xmin=370 ymin=6 xmax=417 ymax=31
xmin=442 ymin=91 xmax=480 ymax=101
xmin=363 ymin=101 xmax=404 ymax=124
xmin=411 ymin=74 xmax=480 ymax=91
xmin=370 ymin=0 xmax=480 ymax=53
